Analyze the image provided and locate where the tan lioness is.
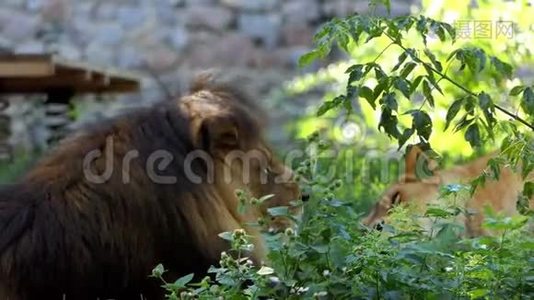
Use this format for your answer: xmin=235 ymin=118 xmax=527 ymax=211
xmin=363 ymin=146 xmax=534 ymax=236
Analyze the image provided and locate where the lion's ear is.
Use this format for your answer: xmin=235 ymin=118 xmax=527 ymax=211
xmin=404 ymin=144 xmax=438 ymax=182
xmin=198 ymin=115 xmax=240 ymax=155
xmin=404 ymin=145 xmax=422 ymax=182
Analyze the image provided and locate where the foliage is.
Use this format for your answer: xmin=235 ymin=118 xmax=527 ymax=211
xmin=154 ymin=133 xmax=534 ymax=299
xmin=299 ymin=3 xmax=533 ymax=148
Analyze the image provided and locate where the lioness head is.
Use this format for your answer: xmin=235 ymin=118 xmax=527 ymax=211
xmin=180 ymin=79 xmax=305 ymax=234
xmin=362 ymin=145 xmax=439 ymax=229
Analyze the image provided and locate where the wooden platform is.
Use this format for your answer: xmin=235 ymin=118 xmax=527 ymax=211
xmin=0 ymin=54 xmax=141 ymax=95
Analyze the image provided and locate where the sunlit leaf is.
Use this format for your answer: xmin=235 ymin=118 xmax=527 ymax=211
xmin=445 ymin=98 xmax=465 ymax=130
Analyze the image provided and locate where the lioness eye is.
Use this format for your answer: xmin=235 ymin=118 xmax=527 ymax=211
xmin=391 ymin=192 xmax=401 ymax=206
xmin=263 ymin=167 xmax=272 ymax=175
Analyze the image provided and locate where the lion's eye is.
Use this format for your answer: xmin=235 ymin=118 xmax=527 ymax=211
xmin=391 ymin=192 xmax=401 ymax=206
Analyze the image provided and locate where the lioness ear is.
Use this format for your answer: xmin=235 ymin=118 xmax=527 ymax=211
xmin=404 ymin=144 xmax=438 ymax=182
xmin=198 ymin=115 xmax=240 ymax=155
xmin=404 ymin=145 xmax=422 ymax=182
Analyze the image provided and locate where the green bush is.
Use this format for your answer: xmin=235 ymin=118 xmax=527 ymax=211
xmin=153 ymin=134 xmax=533 ymax=299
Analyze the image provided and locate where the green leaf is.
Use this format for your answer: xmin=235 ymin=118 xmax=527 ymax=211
xmin=422 ymin=80 xmax=435 ymax=107
xmin=465 ymin=123 xmax=481 ymax=147
xmin=405 ymin=48 xmax=419 ymax=61
xmin=524 ymin=182 xmax=534 ymax=199
xmin=173 ymin=273 xmax=194 ymax=288
xmin=478 ymin=92 xmax=492 ymax=110
xmin=378 ymin=107 xmax=400 ymax=138
xmin=317 ymin=101 xmax=335 ymax=116
xmin=317 ymin=95 xmax=345 ymax=116
xmin=434 ymin=25 xmax=446 ymax=42
xmin=346 ymin=64 xmax=364 ymax=83
xmin=445 ymin=98 xmax=465 ymax=130
xmin=365 ymin=27 xmax=383 ymax=43
xmin=469 ymin=289 xmax=489 ymax=298
xmin=462 ymin=48 xmax=487 ymax=74
xmin=373 ymin=79 xmax=389 ymax=102
xmin=337 ymin=32 xmax=350 ymax=52
xmin=359 ymin=85 xmax=375 ymax=109
xmin=441 ymin=23 xmax=456 ymax=41
xmin=398 ymin=128 xmax=414 ymax=149
xmin=423 ymin=70 xmax=443 ymax=95
xmin=151 ymin=264 xmax=166 ymax=278
xmin=447 ymin=49 xmax=461 ymax=62
xmin=310 ymin=244 xmax=329 ymax=254
xmin=394 ymin=77 xmax=411 ymax=99
xmin=412 ymin=110 xmax=432 ymax=140
xmin=425 ymin=207 xmax=454 ymax=218
xmin=454 ymin=115 xmax=474 ymax=132
xmin=380 ymin=92 xmax=398 ymax=111
xmin=415 ymin=16 xmax=429 ymax=45
xmin=410 ymin=75 xmax=424 ymax=94
xmin=510 ymin=85 xmax=526 ymax=96
xmin=473 ymin=48 xmax=487 ymax=72
xmin=487 ymin=157 xmax=503 ymax=180
xmin=463 ymin=95 xmax=476 ymax=115
xmin=423 ymin=49 xmax=443 ymax=72
xmin=490 ymin=56 xmax=513 ymax=78
xmin=478 ymin=92 xmax=496 ymax=128
xmin=363 ymin=63 xmax=376 ymax=77
xmin=484 ymin=213 xmax=528 ymax=231
xmin=521 ymin=87 xmax=534 ymax=116
xmin=400 ymin=62 xmax=417 ymax=78
xmin=298 ymin=50 xmax=321 ymax=67
xmin=348 ymin=20 xmax=364 ymax=43
xmin=392 ymin=52 xmax=408 ymax=72
xmin=374 ymin=66 xmax=387 ymax=81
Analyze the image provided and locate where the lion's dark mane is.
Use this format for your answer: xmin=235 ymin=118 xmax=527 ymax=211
xmin=0 ymin=83 xmax=263 ymax=299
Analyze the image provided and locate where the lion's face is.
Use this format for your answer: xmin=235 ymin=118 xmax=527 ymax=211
xmin=362 ymin=180 xmax=439 ymax=229
xmin=217 ymin=145 xmax=303 ymax=233
xmin=181 ymin=89 xmax=304 ymax=233
xmin=363 ymin=145 xmax=439 ymax=229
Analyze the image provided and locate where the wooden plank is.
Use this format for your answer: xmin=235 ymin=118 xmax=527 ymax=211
xmin=0 ymin=60 xmax=55 ymax=77
xmin=0 ymin=54 xmax=141 ymax=94
xmin=0 ymin=77 xmax=139 ymax=94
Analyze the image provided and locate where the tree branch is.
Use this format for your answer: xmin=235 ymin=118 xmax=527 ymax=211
xmin=382 ymin=31 xmax=534 ymax=131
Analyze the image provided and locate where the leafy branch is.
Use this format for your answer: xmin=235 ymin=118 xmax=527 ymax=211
xmin=300 ymin=12 xmax=534 ymax=149
xmin=381 ymin=29 xmax=534 ymax=131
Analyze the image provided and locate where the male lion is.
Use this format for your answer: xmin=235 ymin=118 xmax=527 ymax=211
xmin=363 ymin=145 xmax=534 ymax=236
xmin=0 ymin=77 xmax=304 ymax=299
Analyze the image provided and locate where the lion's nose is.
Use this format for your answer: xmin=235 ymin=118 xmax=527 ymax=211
xmin=374 ymin=220 xmax=385 ymax=231
xmin=301 ymin=193 xmax=310 ymax=202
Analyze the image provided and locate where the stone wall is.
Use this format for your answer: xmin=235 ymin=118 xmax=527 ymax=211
xmin=0 ymin=0 xmax=416 ymax=152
